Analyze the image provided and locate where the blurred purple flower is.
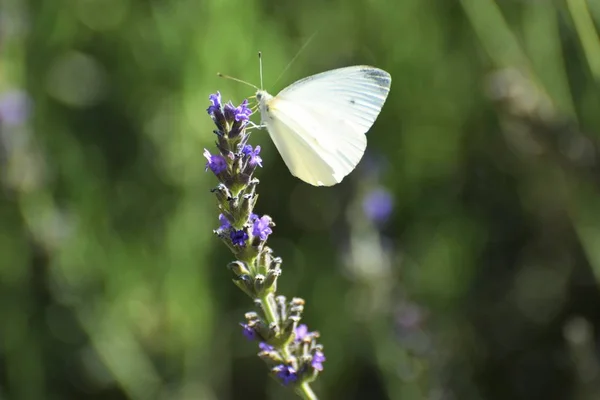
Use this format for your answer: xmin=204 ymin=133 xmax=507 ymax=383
xmin=230 ymin=229 xmax=249 ymax=246
xmin=240 ymin=323 xmax=256 ymax=340
xmin=252 ymin=215 xmax=272 ymax=241
xmin=394 ymin=302 xmax=431 ymax=355
xmin=312 ymin=350 xmax=326 ymax=371
xmin=274 ymin=364 xmax=298 ymax=386
xmin=242 ymin=144 xmax=263 ymax=167
xmin=259 ymin=342 xmax=274 ymax=352
xmin=395 ymin=302 xmax=425 ymax=331
xmin=294 ymin=324 xmax=309 ymax=342
xmin=0 ymin=90 xmax=31 ymax=126
xmin=204 ymin=149 xmax=227 ymax=174
xmin=362 ymin=188 xmax=394 ymax=223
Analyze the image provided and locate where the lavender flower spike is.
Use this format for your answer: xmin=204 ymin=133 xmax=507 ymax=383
xmin=205 ymin=92 xmax=324 ymax=399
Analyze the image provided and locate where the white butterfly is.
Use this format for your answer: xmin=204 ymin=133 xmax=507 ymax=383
xmin=255 ymin=66 xmax=391 ymax=186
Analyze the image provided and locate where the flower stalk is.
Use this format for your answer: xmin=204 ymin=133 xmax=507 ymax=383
xmin=204 ymin=92 xmax=325 ymax=398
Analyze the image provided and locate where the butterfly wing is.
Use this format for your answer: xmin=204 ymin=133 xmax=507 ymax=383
xmin=264 ymin=97 xmax=367 ymax=186
xmin=277 ymin=65 xmax=391 ymax=135
xmin=264 ymin=66 xmax=391 ymax=186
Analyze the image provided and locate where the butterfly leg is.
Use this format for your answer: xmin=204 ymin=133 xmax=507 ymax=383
xmin=246 ymin=121 xmax=266 ymax=131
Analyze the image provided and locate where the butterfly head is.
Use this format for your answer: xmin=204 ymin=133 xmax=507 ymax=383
xmin=256 ymin=90 xmax=273 ymax=115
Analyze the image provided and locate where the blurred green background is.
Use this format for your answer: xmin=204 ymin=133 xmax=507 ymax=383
xmin=3 ymin=0 xmax=600 ymax=399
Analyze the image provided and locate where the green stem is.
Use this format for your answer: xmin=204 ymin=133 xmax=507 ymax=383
xmin=296 ymin=382 xmax=318 ymax=400
xmin=259 ymin=293 xmax=294 ymax=357
xmin=259 ymin=293 xmax=277 ymax=324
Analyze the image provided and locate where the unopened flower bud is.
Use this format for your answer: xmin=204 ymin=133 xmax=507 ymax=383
xmin=257 ymin=247 xmax=274 ymax=273
xmin=263 ymin=267 xmax=281 ymax=293
xmin=254 ymin=274 xmax=266 ymax=294
xmin=211 ymin=183 xmax=232 ymax=203
xmin=228 ymin=261 xmax=251 ymax=277
xmin=232 ymin=274 xmax=255 ymax=298
xmin=239 ymin=193 xmax=257 ymax=226
xmin=275 ymin=295 xmax=287 ymax=321
xmin=244 ymin=311 xmax=260 ymax=321
xmin=271 ymin=256 xmax=282 ymax=271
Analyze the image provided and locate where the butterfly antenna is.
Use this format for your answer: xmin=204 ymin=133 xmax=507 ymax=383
xmin=271 ymin=30 xmax=319 ymax=89
xmin=217 ymin=73 xmax=259 ymax=90
xmin=258 ymin=51 xmax=264 ymax=90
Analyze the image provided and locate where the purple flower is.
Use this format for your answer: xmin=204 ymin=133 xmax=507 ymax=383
xmin=224 ymin=99 xmax=252 ymax=122
xmin=259 ymin=342 xmax=274 ymax=352
xmin=242 ymin=145 xmax=263 ymax=167
xmin=0 ymin=90 xmax=31 ymax=126
xmin=230 ymin=229 xmax=249 ymax=246
xmin=274 ymin=365 xmax=298 ymax=386
xmin=252 ymin=215 xmax=272 ymax=241
xmin=362 ymin=188 xmax=394 ymax=223
xmin=311 ymin=350 xmax=326 ymax=371
xmin=241 ymin=323 xmax=256 ymax=340
xmin=204 ymin=149 xmax=227 ymax=174
xmin=294 ymin=324 xmax=309 ymax=342
xmin=218 ymin=214 xmax=231 ymax=230
xmin=207 ymin=92 xmax=222 ymax=115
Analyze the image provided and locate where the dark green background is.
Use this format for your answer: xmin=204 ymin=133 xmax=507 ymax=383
xmin=3 ymin=0 xmax=600 ymax=399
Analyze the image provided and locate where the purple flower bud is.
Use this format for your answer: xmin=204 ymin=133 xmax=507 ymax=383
xmin=242 ymin=144 xmax=263 ymax=167
xmin=311 ymin=350 xmax=326 ymax=371
xmin=273 ymin=364 xmax=298 ymax=386
xmin=203 ymin=149 xmax=227 ymax=174
xmin=230 ymin=229 xmax=249 ymax=246
xmin=207 ymin=92 xmax=222 ymax=115
xmin=252 ymin=215 xmax=273 ymax=241
xmin=240 ymin=323 xmax=256 ymax=340
xmin=362 ymin=188 xmax=394 ymax=223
